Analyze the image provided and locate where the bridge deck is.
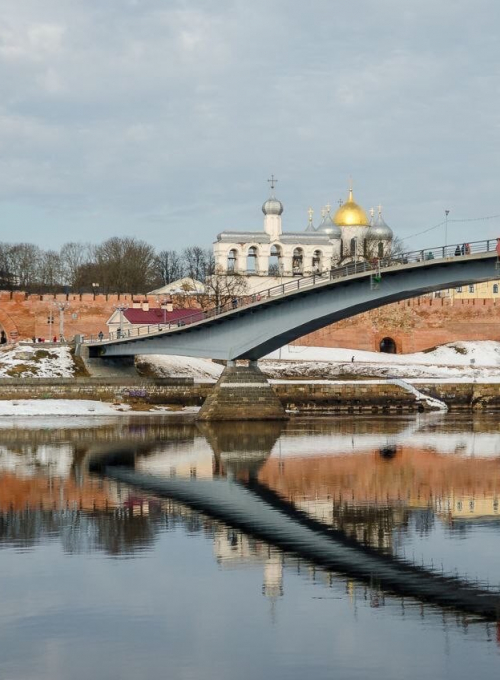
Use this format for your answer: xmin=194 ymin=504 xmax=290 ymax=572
xmin=82 ymin=239 xmax=500 ymax=360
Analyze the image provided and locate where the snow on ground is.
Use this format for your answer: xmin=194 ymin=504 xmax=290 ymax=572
xmin=261 ymin=341 xmax=500 ymax=380
xmin=141 ymin=341 xmax=500 ymax=382
xmin=0 ymin=400 xmax=132 ymax=416
xmin=0 ymin=400 xmax=198 ymax=418
xmin=137 ymin=354 xmax=224 ymax=380
xmin=0 ymin=343 xmax=75 ymax=378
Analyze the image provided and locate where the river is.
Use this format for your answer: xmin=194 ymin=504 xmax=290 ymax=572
xmin=0 ymin=413 xmax=499 ymax=679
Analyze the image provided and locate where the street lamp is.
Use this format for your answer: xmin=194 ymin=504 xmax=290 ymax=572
xmin=53 ymin=301 xmax=70 ymax=342
xmin=92 ymin=282 xmax=99 ymax=299
xmin=157 ymin=297 xmax=168 ymax=325
xmin=445 ymin=210 xmax=450 ymax=251
xmin=114 ymin=304 xmax=128 ymax=338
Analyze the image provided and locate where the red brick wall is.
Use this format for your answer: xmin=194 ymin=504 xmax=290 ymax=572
xmin=2 ymin=291 xmax=500 ymax=353
xmin=294 ymin=297 xmax=500 ymax=353
xmin=0 ymin=292 xmax=199 ymax=342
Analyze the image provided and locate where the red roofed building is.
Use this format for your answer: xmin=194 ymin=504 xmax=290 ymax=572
xmin=106 ymin=299 xmax=203 ymax=335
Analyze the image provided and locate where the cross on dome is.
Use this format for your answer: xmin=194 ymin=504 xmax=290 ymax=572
xmin=308 ymin=207 xmax=314 ymax=222
xmin=267 ymin=174 xmax=278 ymax=191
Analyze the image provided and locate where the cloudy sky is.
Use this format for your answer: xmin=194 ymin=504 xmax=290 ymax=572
xmin=1 ymin=0 xmax=499 ymax=251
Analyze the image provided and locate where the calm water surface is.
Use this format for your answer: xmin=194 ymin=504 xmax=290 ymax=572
xmin=1 ymin=413 xmax=500 ymax=679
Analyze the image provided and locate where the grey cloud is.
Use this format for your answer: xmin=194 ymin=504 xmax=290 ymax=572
xmin=0 ymin=0 xmax=499 ymax=249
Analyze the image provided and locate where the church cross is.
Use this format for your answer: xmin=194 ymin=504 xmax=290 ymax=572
xmin=267 ymin=174 xmax=278 ymax=190
xmin=325 ymin=202 xmax=332 ymax=214
xmin=338 ymin=198 xmax=343 ymax=207
xmin=378 ymin=204 xmax=383 ymax=215
xmin=308 ymin=207 xmax=314 ymax=222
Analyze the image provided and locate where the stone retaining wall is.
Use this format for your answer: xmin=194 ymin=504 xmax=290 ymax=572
xmin=0 ymin=377 xmax=209 ymax=406
xmin=0 ymin=378 xmax=499 ymax=412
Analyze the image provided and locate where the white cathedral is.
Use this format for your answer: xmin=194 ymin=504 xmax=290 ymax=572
xmin=213 ymin=178 xmax=394 ymax=290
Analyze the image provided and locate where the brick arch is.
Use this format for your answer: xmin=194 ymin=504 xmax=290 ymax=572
xmin=0 ymin=308 xmax=19 ymax=342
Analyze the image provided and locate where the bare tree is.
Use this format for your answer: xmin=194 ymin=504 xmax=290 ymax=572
xmin=182 ymin=246 xmax=212 ymax=282
xmin=8 ymin=243 xmax=43 ymax=291
xmin=60 ymin=242 xmax=94 ymax=287
xmin=153 ymin=249 xmax=184 ymax=286
xmin=39 ymin=250 xmax=63 ymax=292
xmin=198 ymin=266 xmax=248 ymax=310
xmin=93 ymin=237 xmax=157 ymax=293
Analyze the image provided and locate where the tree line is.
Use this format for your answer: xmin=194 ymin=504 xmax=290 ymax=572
xmin=0 ymin=239 xmax=216 ymax=294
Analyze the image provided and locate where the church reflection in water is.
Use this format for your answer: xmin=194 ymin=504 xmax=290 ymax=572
xmin=1 ymin=415 xmax=500 ymax=623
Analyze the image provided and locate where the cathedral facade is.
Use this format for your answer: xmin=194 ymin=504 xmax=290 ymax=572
xmin=213 ymin=181 xmax=394 ymax=282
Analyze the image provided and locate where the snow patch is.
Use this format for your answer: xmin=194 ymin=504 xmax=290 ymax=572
xmin=0 ymin=343 xmax=75 ymax=378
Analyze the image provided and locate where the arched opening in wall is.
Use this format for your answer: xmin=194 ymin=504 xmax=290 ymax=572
xmin=0 ymin=325 xmax=6 ymax=345
xmin=380 ymin=337 xmax=397 ymax=354
xmin=377 ymin=241 xmax=384 ymax=258
xmin=269 ymin=244 xmax=282 ymax=276
xmin=227 ymin=249 xmax=238 ymax=273
xmin=312 ymin=250 xmax=322 ymax=273
xmin=292 ymin=248 xmax=304 ymax=275
xmin=247 ymin=246 xmax=258 ymax=273
xmin=350 ymin=238 xmax=358 ymax=258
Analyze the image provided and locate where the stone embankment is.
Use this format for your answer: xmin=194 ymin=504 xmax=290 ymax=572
xmin=0 ymin=377 xmax=500 ymax=412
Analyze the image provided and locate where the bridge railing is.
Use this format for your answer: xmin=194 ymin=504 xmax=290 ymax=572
xmin=84 ymin=238 xmax=498 ymax=344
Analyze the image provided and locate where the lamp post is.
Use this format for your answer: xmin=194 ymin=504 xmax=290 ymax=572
xmin=445 ymin=210 xmax=450 ymax=251
xmin=157 ymin=298 xmax=168 ymax=325
xmin=53 ymin=302 xmax=70 ymax=342
xmin=92 ymin=282 xmax=99 ymax=299
xmin=47 ymin=310 xmax=54 ymax=341
xmin=114 ymin=304 xmax=128 ymax=338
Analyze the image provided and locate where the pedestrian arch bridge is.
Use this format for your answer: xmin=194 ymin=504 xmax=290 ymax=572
xmin=81 ymin=239 xmax=500 ymax=361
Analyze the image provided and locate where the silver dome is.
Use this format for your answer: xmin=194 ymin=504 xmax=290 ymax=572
xmin=316 ymin=215 xmax=341 ymax=239
xmin=367 ymin=213 xmax=393 ymax=240
xmin=262 ymin=195 xmax=284 ymax=216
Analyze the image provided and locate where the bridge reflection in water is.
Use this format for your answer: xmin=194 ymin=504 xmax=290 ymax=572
xmin=1 ymin=416 xmax=500 ymax=622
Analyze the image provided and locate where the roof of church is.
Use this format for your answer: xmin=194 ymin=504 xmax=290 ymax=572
xmin=217 ymin=231 xmax=270 ymax=243
xmin=280 ymin=232 xmax=331 ymax=244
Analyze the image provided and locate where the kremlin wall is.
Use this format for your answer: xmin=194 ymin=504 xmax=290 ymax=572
xmin=0 ymin=289 xmax=500 ymax=352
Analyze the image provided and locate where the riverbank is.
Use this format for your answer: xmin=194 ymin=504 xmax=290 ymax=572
xmin=0 ymin=376 xmax=499 ymax=413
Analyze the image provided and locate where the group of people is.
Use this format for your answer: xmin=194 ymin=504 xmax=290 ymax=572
xmin=454 ymin=243 xmax=471 ymax=256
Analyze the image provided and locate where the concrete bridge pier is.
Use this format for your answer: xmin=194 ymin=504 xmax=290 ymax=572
xmin=196 ymin=361 xmax=288 ymax=421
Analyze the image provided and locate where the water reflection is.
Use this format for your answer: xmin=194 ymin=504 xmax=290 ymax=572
xmin=1 ymin=414 xmax=500 ymax=678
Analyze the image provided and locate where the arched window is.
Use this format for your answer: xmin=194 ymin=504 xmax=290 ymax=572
xmin=292 ymin=248 xmax=304 ymax=275
xmin=312 ymin=250 xmax=322 ymax=272
xmin=350 ymin=237 xmax=358 ymax=257
xmin=380 ymin=337 xmax=397 ymax=354
xmin=269 ymin=244 xmax=282 ymax=276
xmin=247 ymin=246 xmax=258 ymax=273
xmin=494 ymin=284 xmax=499 ymax=294
xmin=377 ymin=242 xmax=384 ymax=259
xmin=227 ymin=249 xmax=238 ymax=273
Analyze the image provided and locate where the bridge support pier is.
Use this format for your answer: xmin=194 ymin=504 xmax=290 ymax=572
xmin=196 ymin=363 xmax=288 ymax=421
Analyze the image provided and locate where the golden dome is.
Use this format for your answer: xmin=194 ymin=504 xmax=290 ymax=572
xmin=333 ymin=188 xmax=369 ymax=227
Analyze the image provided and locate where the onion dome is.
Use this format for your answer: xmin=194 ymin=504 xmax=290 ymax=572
xmin=316 ymin=206 xmax=341 ymax=238
xmin=333 ymin=187 xmax=369 ymax=226
xmin=367 ymin=206 xmax=393 ymax=240
xmin=262 ymin=194 xmax=284 ymax=216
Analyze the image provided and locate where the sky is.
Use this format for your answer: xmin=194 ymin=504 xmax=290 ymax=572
xmin=1 ymin=0 xmax=500 ymax=252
